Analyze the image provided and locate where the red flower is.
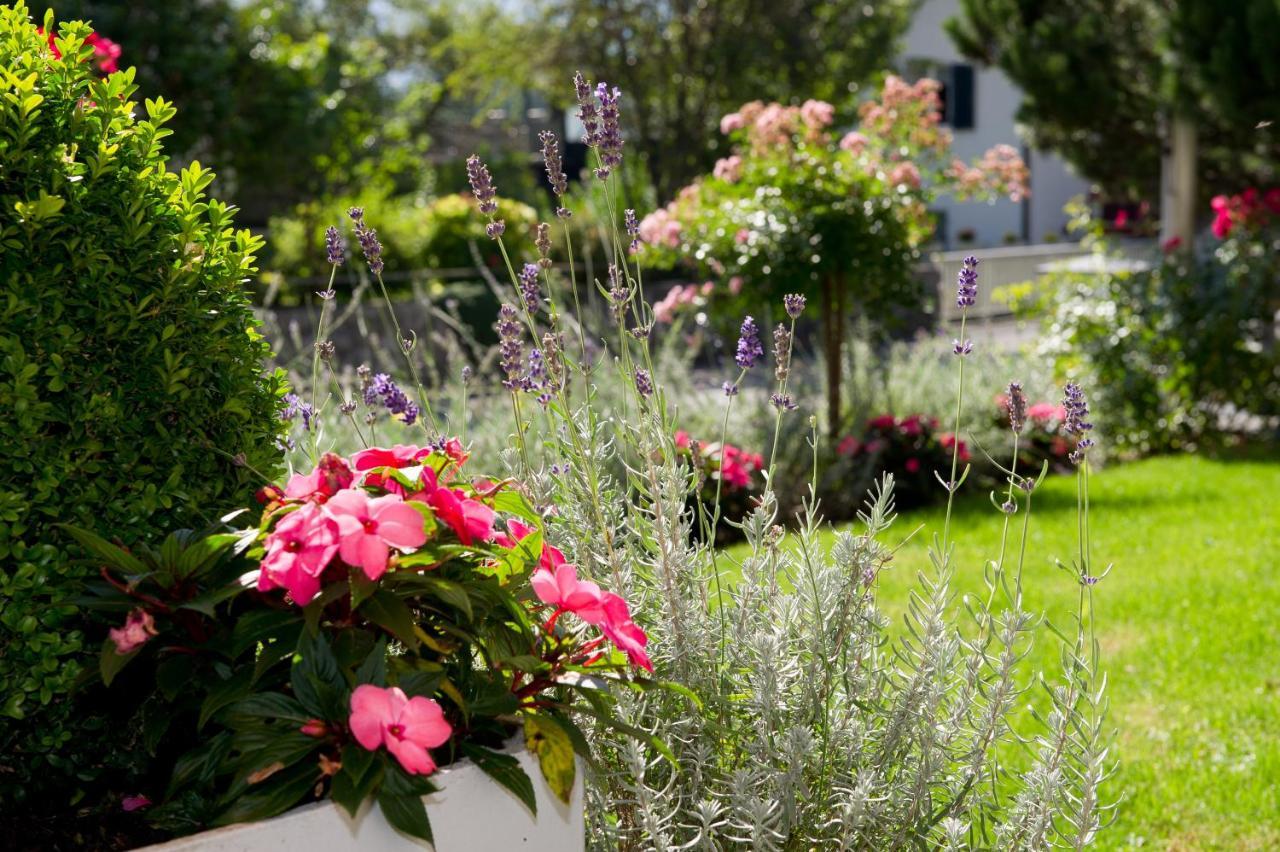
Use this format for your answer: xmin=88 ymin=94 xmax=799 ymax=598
xmin=867 ymin=414 xmax=896 ymax=431
xmin=939 ymin=432 xmax=970 ymax=463
xmin=904 ymin=458 xmax=921 ymax=473
xmin=41 ymin=28 xmax=121 ymax=73
xmin=836 ymin=435 xmax=861 ymax=457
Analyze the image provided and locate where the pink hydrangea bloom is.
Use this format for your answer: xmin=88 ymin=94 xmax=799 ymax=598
xmin=284 ymin=452 xmax=354 ymax=501
xmin=713 ymin=155 xmax=743 ymax=183
xmin=259 ymin=504 xmax=341 ymax=605
xmin=839 ymin=131 xmax=868 ymax=154
xmin=800 ymin=99 xmax=835 ymax=129
xmin=889 ymin=162 xmax=922 ymax=189
xmin=720 ymin=111 xmax=746 ymax=134
xmin=349 ymin=685 xmax=452 ymax=776
xmin=109 ymin=608 xmax=157 ymax=655
xmin=324 ymin=489 xmax=427 ymax=581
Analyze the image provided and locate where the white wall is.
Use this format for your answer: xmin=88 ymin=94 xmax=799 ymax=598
xmin=901 ymin=0 xmax=1090 ymax=248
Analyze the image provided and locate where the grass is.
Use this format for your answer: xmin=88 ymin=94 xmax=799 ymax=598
xmin=727 ymin=450 xmax=1280 ymax=850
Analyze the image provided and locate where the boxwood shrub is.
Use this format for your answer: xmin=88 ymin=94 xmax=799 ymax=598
xmin=0 ymin=4 xmax=286 ymax=837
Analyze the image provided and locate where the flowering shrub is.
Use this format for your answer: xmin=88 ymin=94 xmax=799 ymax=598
xmin=993 ymin=392 xmax=1074 ymax=473
xmin=1020 ymin=196 xmax=1279 ymax=453
xmin=835 ymin=413 xmax=964 ymax=506
xmin=78 ymin=442 xmax=651 ymax=841
xmin=637 ymin=75 xmax=1028 ymax=429
xmin=0 ymin=5 xmax=286 ymax=835
xmin=674 ymin=431 xmax=764 ymax=541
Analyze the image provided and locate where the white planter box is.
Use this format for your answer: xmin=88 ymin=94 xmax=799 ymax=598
xmin=136 ymin=737 xmax=582 ymax=852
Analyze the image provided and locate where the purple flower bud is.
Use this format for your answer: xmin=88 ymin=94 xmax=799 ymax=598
xmin=1005 ymin=381 xmax=1027 ymax=434
xmin=773 ymin=324 xmax=792 ymax=382
xmin=496 ymin=305 xmax=524 ymax=391
xmin=518 ymin=262 xmax=541 ymax=312
xmin=735 ymin=316 xmax=764 ymax=369
xmin=624 ymin=208 xmax=639 ymax=252
xmin=281 ymin=392 xmax=316 ymax=432
xmin=952 ymin=338 xmax=973 ymax=356
xmin=486 ymin=220 xmax=506 ymax=240
xmin=783 ymin=293 xmax=806 ymax=319
xmin=538 ymin=131 xmax=568 ymax=197
xmin=1063 ymin=381 xmax=1095 ymax=464
xmin=325 ymin=226 xmax=344 ymax=266
xmin=722 ymin=381 xmax=739 ymax=397
xmin=347 ymin=207 xmax=383 ymax=276
xmin=466 ymin=154 xmax=499 ymax=216
xmin=634 ymin=368 xmax=653 ymax=398
xmin=770 ymin=393 xmax=798 ymax=411
xmin=367 ymin=374 xmax=419 ymax=426
xmin=956 ymin=255 xmax=979 ymax=309
xmin=573 ymin=72 xmax=600 ymax=147
xmin=592 ymin=82 xmax=624 ymax=180
xmin=535 ymin=223 xmax=552 ymax=267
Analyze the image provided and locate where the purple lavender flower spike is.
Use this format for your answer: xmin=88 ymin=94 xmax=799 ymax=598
xmin=1005 ymin=381 xmax=1027 ymax=434
xmin=538 ymin=131 xmax=568 ymax=198
xmin=518 ymin=262 xmax=541 ymax=312
xmin=368 ymin=374 xmax=419 ymax=426
xmin=722 ymin=381 xmax=739 ymax=397
xmin=956 ymin=255 xmax=979 ymax=309
xmin=784 ymin=293 xmax=806 ymax=319
xmin=952 ymin=338 xmax=973 ymax=356
xmin=1063 ymin=381 xmax=1095 ymax=464
xmin=634 ymin=368 xmax=654 ymax=398
xmin=624 ymin=208 xmax=639 ymax=252
xmin=735 ymin=316 xmax=764 ymax=369
xmin=770 ymin=393 xmax=798 ymax=411
xmin=466 ymin=154 xmax=499 ymax=216
xmin=281 ymin=392 xmax=316 ymax=432
xmin=485 ymin=220 xmax=505 ymax=240
xmin=574 ymin=72 xmax=600 ymax=147
xmin=325 ymin=226 xmax=344 ymax=266
xmin=593 ymin=82 xmax=624 ymax=179
xmin=496 ymin=304 xmax=524 ymax=391
xmin=347 ymin=207 xmax=384 ymax=276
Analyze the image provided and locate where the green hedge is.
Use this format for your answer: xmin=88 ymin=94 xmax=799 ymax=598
xmin=0 ymin=4 xmax=286 ymax=833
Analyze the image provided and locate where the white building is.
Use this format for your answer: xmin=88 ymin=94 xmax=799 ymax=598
xmin=901 ymin=0 xmax=1090 ymax=249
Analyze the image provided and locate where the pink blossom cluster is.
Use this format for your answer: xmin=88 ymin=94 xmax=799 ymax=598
xmin=653 ymin=281 xmax=714 ymax=323
xmin=713 ymin=154 xmax=743 ymax=183
xmin=1210 ymin=187 xmax=1280 ymax=239
xmin=42 ymin=27 xmax=122 ymax=74
xmin=637 ymin=206 xmax=683 ymax=248
xmin=718 ymin=98 xmax=836 ymax=152
xmin=675 ymin=431 xmax=764 ymax=490
xmin=946 ymin=145 xmax=1030 ymax=202
xmin=858 ymin=75 xmax=951 ymax=159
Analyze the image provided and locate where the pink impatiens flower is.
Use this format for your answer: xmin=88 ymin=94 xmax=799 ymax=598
xmin=598 ymin=592 xmax=653 ymax=672
xmin=284 ymin=452 xmax=354 ymax=501
xmin=121 ymin=795 xmax=152 ymax=813
xmin=414 ymin=468 xmax=495 ymax=546
xmin=496 ymin=518 xmax=566 ymax=572
xmin=351 ymin=444 xmax=431 ymax=471
xmin=531 ymin=563 xmax=606 ymax=624
xmin=259 ymin=503 xmax=341 ymax=605
xmin=349 ymin=685 xmax=452 ymax=776
xmin=324 ymin=489 xmax=427 ymax=581
xmin=109 ymin=608 xmax=157 ymax=655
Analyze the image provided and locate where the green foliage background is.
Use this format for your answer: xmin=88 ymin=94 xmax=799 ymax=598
xmin=0 ymin=4 xmax=286 ymax=837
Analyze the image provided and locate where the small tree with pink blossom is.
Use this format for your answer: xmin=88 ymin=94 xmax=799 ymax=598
xmin=639 ymin=76 xmax=1028 ymax=434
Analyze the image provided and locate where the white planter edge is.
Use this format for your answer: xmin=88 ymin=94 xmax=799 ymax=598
xmin=135 ymin=734 xmax=583 ymax=852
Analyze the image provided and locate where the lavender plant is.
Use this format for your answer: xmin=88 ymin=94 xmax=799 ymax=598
xmin=277 ymin=71 xmax=1118 ymax=850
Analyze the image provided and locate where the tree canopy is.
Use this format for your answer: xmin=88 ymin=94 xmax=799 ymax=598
xmin=946 ymin=0 xmax=1280 ymax=200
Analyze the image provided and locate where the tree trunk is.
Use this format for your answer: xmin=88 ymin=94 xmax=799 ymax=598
xmin=822 ymin=272 xmax=845 ymax=441
xmin=1160 ymin=113 xmax=1197 ymax=246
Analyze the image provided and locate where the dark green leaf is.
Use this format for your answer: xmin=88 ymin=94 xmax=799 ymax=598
xmin=292 ymin=631 xmax=347 ymax=720
xmin=213 ymin=761 xmax=318 ymax=826
xmin=354 ymin=637 xmax=388 ymax=687
xmin=227 ymin=692 xmax=310 ymax=724
xmin=461 ymin=742 xmax=537 ymax=816
xmin=377 ymin=791 xmax=434 ymax=845
xmin=199 ymin=666 xmax=254 ymax=729
xmin=359 ymin=590 xmax=421 ymax=651
xmin=57 ymin=524 xmax=147 ymax=575
xmin=99 ymin=640 xmax=138 ymax=687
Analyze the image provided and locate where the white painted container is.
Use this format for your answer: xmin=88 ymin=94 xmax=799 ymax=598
xmin=135 ymin=738 xmax=582 ymax=852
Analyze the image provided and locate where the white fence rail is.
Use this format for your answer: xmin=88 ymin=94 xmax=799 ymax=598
xmin=933 ymin=243 xmax=1092 ymax=321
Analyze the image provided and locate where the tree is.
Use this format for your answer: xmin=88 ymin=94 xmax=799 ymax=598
xmin=946 ymin=0 xmax=1280 ymax=202
xmin=532 ymin=0 xmax=917 ymax=198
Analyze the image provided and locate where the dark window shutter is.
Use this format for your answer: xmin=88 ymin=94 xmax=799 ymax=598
xmin=949 ymin=64 xmax=975 ymax=130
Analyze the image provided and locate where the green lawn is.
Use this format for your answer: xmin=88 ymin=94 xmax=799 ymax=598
xmin=733 ymin=452 xmax=1280 ymax=850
